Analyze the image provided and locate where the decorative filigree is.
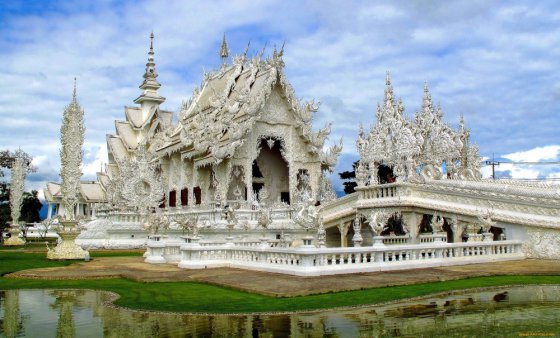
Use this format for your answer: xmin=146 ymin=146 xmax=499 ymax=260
xmin=318 ymin=172 xmax=337 ymax=203
xmin=119 ymin=145 xmax=164 ymax=213
xmin=60 ymin=84 xmax=85 ymax=220
xmin=9 ymin=150 xmax=26 ymax=226
xmin=357 ymin=75 xmax=480 ymax=184
xmin=523 ymin=228 xmax=560 ymax=259
xmin=143 ymin=212 xmax=169 ymax=236
xmin=293 ymin=198 xmax=319 ymax=230
xmin=477 ymin=209 xmax=497 ymax=233
xmin=316 ymin=219 xmax=326 ymax=247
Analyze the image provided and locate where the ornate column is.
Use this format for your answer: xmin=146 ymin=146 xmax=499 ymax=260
xmin=401 ymin=211 xmax=419 ymax=243
xmin=337 ymin=221 xmax=350 ymax=247
xmin=5 ymin=150 xmax=27 ymax=246
xmin=244 ymin=159 xmax=253 ymax=204
xmin=47 ymin=81 xmax=89 ymax=260
xmin=47 ymin=203 xmax=53 ymax=219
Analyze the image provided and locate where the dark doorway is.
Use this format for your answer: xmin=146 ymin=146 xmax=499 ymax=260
xmin=193 ymin=186 xmax=202 ymax=205
xmin=169 ymin=190 xmax=177 ymax=207
xmin=378 ymin=164 xmax=396 ymax=184
xmin=442 ymin=218 xmax=453 ymax=243
xmin=252 ymin=183 xmax=264 ymax=199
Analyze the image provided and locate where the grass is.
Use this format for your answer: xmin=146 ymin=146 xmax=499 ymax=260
xmin=0 ymin=251 xmax=559 ymax=313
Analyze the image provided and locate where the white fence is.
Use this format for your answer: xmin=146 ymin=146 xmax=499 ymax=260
xmin=146 ymin=239 xmax=524 ymax=276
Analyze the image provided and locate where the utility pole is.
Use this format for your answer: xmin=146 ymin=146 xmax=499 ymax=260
xmin=484 ymin=153 xmax=500 ymax=180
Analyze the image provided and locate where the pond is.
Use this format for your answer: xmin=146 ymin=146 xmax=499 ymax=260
xmin=1 ymin=285 xmax=559 ymax=337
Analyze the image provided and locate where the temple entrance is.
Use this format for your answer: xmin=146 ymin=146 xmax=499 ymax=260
xmin=490 ymin=226 xmax=505 ymax=240
xmin=419 ymin=214 xmax=432 ymax=234
xmin=253 ymin=138 xmax=289 ymax=204
xmin=442 ymin=218 xmax=453 ymax=243
xmin=381 ymin=213 xmax=406 ymax=236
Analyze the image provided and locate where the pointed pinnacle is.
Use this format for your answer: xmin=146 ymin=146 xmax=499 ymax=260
xmin=243 ymin=40 xmax=251 ymax=57
xmin=150 ymin=31 xmax=154 ymax=53
xmin=385 ymin=71 xmax=391 ymax=86
xmin=424 ymin=80 xmax=429 ymax=93
xmin=279 ymin=40 xmax=285 ymax=57
xmin=72 ymin=77 xmax=77 ymax=100
xmin=220 ymin=33 xmax=229 ymax=59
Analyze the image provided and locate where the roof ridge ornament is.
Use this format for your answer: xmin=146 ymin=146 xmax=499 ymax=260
xmin=220 ymin=33 xmax=229 ymax=66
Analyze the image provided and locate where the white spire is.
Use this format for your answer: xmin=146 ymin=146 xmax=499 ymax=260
xmin=220 ymin=33 xmax=229 ymax=66
xmin=134 ymin=32 xmax=165 ymax=105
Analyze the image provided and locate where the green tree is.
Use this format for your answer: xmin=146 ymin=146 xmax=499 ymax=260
xmin=20 ymin=190 xmax=42 ymax=223
xmin=338 ymin=161 xmax=358 ymax=195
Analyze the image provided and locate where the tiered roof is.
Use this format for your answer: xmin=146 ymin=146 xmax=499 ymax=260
xmin=157 ymin=45 xmax=339 ymax=169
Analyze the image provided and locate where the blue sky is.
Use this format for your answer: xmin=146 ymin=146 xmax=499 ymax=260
xmin=1 ymin=0 xmax=559 ymax=197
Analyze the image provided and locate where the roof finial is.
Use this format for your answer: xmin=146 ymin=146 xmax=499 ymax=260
xmin=220 ymin=33 xmax=229 ymax=66
xmin=279 ymin=40 xmax=285 ymax=57
xmin=143 ymin=32 xmax=157 ymax=81
xmin=148 ymin=31 xmax=155 ymax=63
xmin=384 ymin=71 xmax=394 ymax=106
xmin=72 ymin=77 xmax=77 ymax=100
xmin=424 ymin=80 xmax=429 ymax=93
xmin=134 ymin=32 xmax=165 ymax=105
xmin=243 ymin=40 xmax=251 ymax=58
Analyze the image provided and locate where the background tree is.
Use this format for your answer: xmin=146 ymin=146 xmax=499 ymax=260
xmin=338 ymin=161 xmax=358 ymax=195
xmin=20 ymin=191 xmax=42 ymax=223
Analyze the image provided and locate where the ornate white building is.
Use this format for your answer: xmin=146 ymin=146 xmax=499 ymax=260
xmin=44 ymin=34 xmax=560 ymax=274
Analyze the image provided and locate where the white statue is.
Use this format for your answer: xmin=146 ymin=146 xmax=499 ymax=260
xmin=293 ymin=198 xmax=319 ymax=230
xmin=431 ymin=213 xmax=445 ymax=234
xmin=352 ymin=216 xmax=363 ymax=247
xmin=368 ymin=211 xmax=390 ymax=237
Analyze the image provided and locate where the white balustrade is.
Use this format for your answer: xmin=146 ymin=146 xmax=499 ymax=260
xmin=382 ymin=235 xmax=411 ymax=245
xmin=419 ymin=234 xmax=447 ymax=244
xmin=167 ymin=240 xmax=524 ymax=276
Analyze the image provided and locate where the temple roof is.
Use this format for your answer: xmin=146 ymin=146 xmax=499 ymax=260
xmin=157 ymin=49 xmax=334 ymax=164
xmin=44 ymin=181 xmax=106 ymax=203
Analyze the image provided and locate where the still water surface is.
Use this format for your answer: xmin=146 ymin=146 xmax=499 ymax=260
xmin=1 ymin=285 xmax=559 ymax=337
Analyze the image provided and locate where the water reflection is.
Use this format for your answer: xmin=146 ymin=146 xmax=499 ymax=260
xmin=1 ymin=285 xmax=559 ymax=337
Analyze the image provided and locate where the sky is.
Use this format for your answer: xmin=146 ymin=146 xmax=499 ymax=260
xmin=1 ymin=0 xmax=559 ymax=198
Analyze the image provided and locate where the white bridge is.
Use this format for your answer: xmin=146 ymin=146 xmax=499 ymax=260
xmin=143 ymin=178 xmax=560 ymax=275
xmin=320 ymin=179 xmax=559 ymax=253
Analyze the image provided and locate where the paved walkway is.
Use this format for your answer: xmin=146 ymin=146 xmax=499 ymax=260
xmin=8 ymin=257 xmax=560 ymax=297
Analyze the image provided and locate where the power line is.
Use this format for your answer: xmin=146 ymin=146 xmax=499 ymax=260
xmin=483 ymin=153 xmax=560 ymax=180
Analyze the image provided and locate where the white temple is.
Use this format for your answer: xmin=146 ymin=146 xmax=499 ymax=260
xmin=45 ymin=34 xmax=560 ymax=275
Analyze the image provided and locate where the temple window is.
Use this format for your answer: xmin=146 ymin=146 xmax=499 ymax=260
xmin=180 ymin=188 xmax=188 ymax=206
xmin=169 ymin=190 xmax=177 ymax=207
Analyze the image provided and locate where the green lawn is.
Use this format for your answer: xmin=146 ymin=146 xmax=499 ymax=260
xmin=0 ymin=250 xmax=558 ymax=313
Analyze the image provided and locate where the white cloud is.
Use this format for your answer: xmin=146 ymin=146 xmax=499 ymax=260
xmin=483 ymin=144 xmax=560 ymax=180
xmin=1 ymin=1 xmax=560 ymax=190
xmin=502 ymin=145 xmax=560 ymax=162
xmin=82 ymin=144 xmax=108 ymax=180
